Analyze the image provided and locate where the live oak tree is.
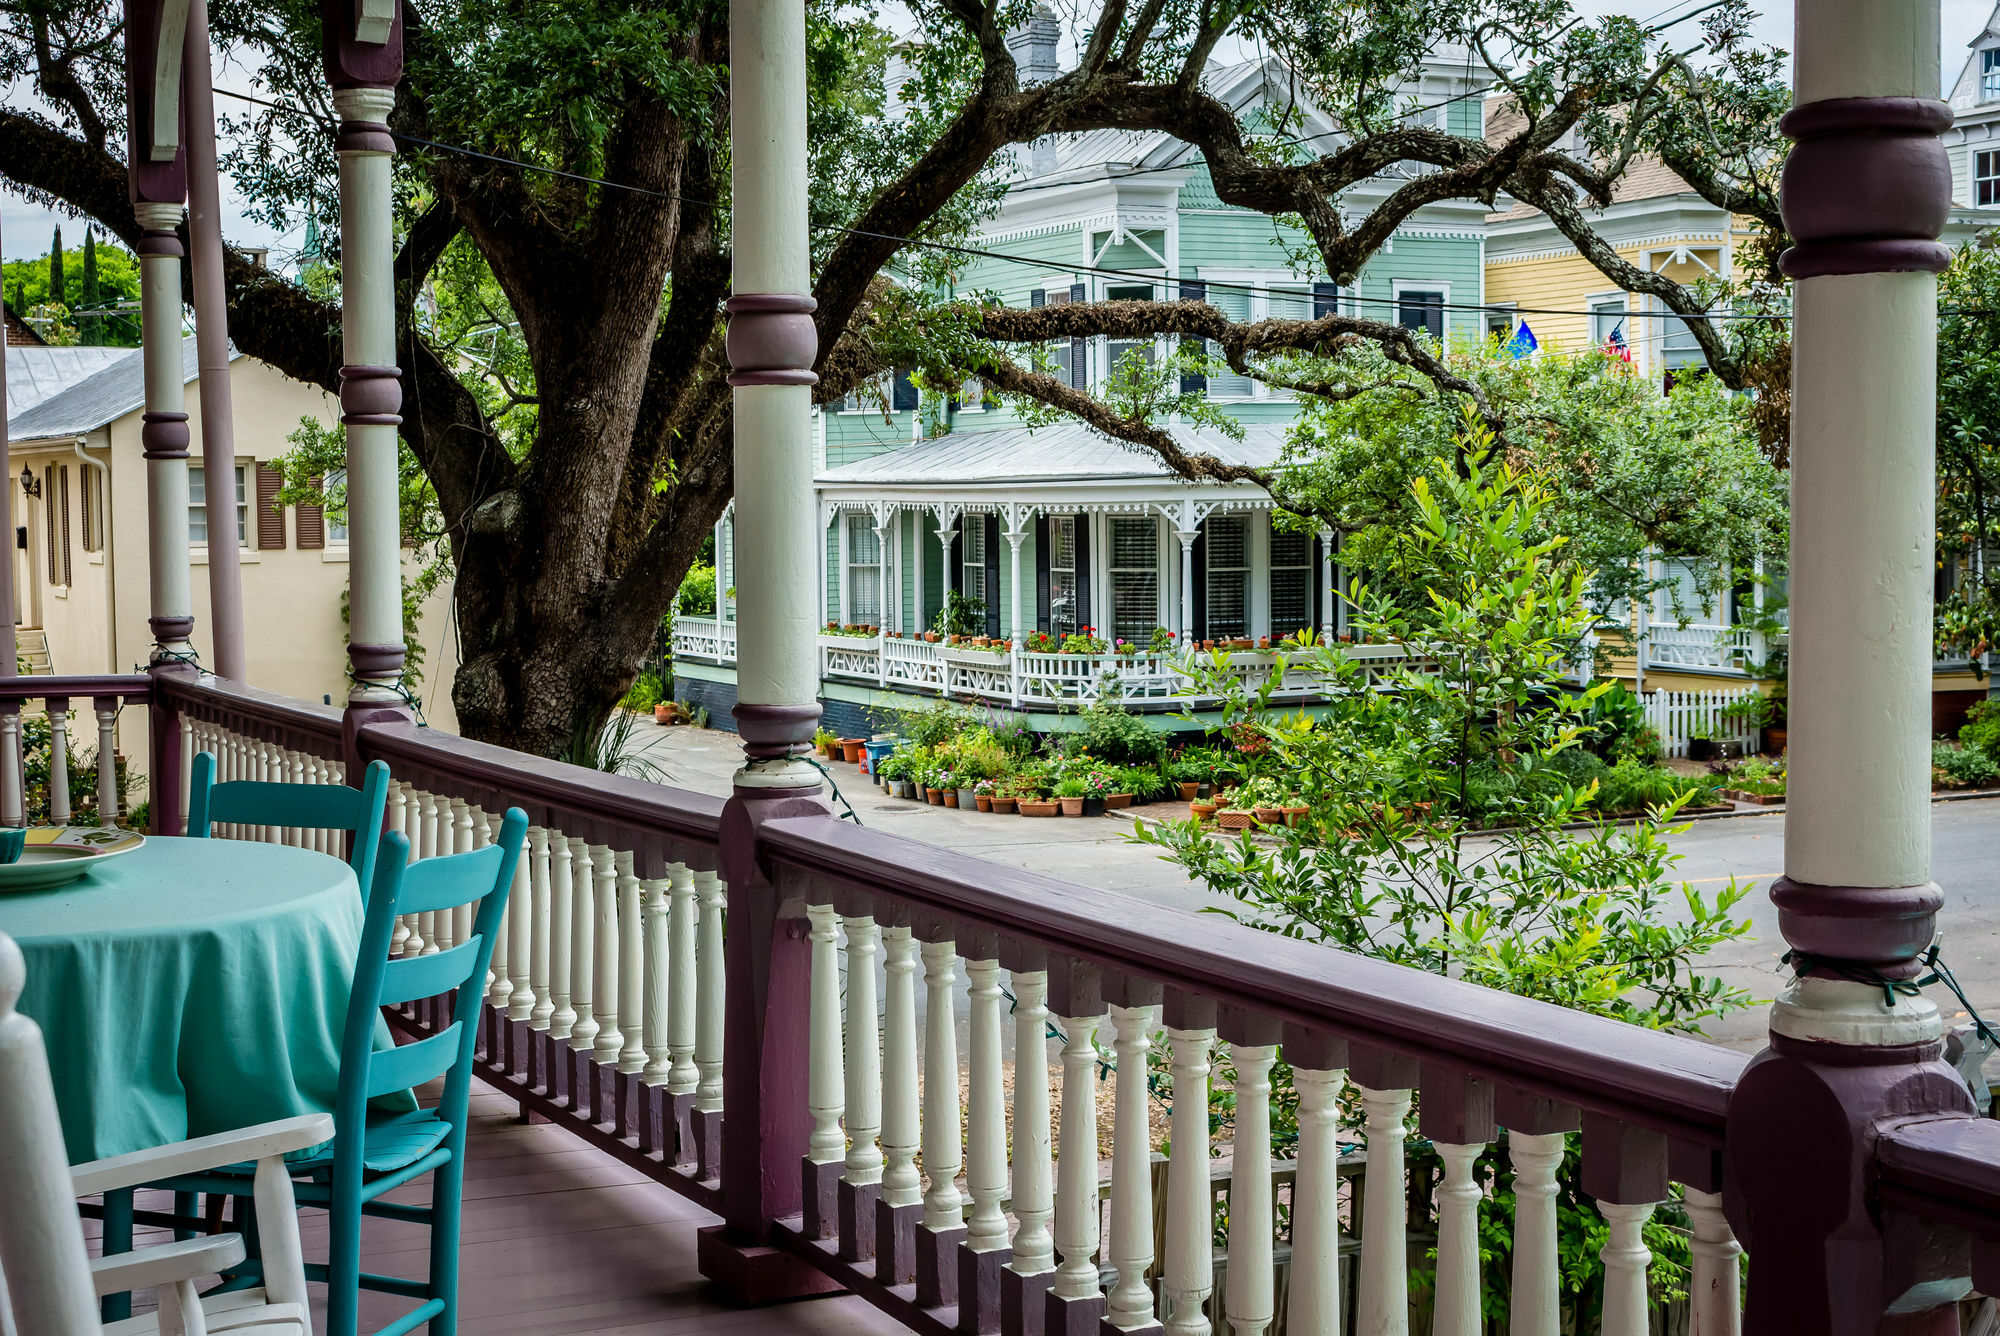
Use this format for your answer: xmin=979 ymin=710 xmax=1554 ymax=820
xmin=1 ymin=0 xmax=1791 ymax=755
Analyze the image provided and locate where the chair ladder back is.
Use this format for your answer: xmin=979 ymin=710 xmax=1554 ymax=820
xmin=365 ymin=1023 xmax=466 ymax=1100
xmin=377 ymin=940 xmax=482 ymax=1006
xmin=188 ymin=755 xmax=392 ymax=893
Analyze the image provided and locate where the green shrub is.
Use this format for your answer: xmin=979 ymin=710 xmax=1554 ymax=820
xmin=1594 ymin=758 xmax=1716 ymax=815
xmin=1609 ymin=723 xmax=1664 ymax=765
xmin=1933 ymin=741 xmax=2000 ymax=789
xmin=1962 ymin=700 xmax=2000 ymax=763
xmin=1073 ymin=697 xmax=1166 ymax=765
xmin=1585 ymin=683 xmax=1647 ymax=756
xmin=675 ymin=562 xmax=717 ymax=616
xmin=621 ymin=672 xmax=662 ymax=712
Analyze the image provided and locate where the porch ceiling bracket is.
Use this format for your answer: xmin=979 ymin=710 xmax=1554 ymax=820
xmin=869 ymin=500 xmax=897 ymax=531
xmin=932 ymin=503 xmax=963 ymax=541
xmin=999 ymin=502 xmax=1034 ymax=540
xmin=355 ymin=0 xmax=395 ymax=45
xmin=121 ymin=0 xmax=190 ymax=192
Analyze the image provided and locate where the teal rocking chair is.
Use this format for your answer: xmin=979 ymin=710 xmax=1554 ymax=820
xmin=175 ymin=808 xmax=525 ymax=1336
xmin=187 ymin=750 xmax=393 ymax=895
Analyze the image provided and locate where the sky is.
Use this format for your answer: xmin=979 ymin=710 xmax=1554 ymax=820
xmin=4 ymin=0 xmax=1995 ymax=263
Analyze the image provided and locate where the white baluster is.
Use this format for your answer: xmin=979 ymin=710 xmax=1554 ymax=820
xmin=1507 ymin=1132 xmax=1566 ymax=1336
xmin=418 ymin=792 xmax=443 ymax=953
xmin=919 ymin=939 xmax=963 ymax=1232
xmin=1432 ymin=1139 xmax=1486 ymax=1336
xmin=1008 ymin=970 xmax=1055 ymax=1279
xmin=592 ymin=844 xmax=622 ymax=1066
xmin=641 ymin=869 xmax=673 ymax=1082
xmin=94 ymin=703 xmax=119 ymax=827
xmin=46 ymin=703 xmax=70 ymax=825
xmin=1682 ymin=1187 xmax=1741 ymax=1335
xmin=547 ymin=831 xmax=577 ymax=1040
xmin=1106 ymin=1002 xmax=1157 ymax=1330
xmin=1355 ymin=1085 xmax=1412 ymax=1336
xmin=1053 ymin=1009 xmax=1104 ymax=1304
xmin=666 ymin=864 xmax=699 ymax=1094
xmin=1225 ymin=1044 xmax=1276 ymax=1336
xmin=178 ymin=717 xmax=193 ymax=829
xmin=880 ymin=925 xmax=921 ymax=1210
xmin=487 ymin=812 xmax=513 ymax=1011
xmin=617 ymin=850 xmax=645 ymax=1072
xmin=807 ymin=904 xmax=847 ymax=1170
xmin=288 ymin=750 xmax=309 ymax=848
xmin=507 ymin=828 xmax=534 ymax=1022
xmin=1164 ymin=1023 xmax=1215 ymax=1336
xmin=398 ymin=783 xmax=425 ymax=955
xmin=1597 ymin=1200 xmax=1657 ymax=1336
xmin=693 ymin=870 xmax=725 ymax=1114
xmin=568 ymin=836 xmax=599 ymax=1055
xmin=964 ymin=956 xmax=1008 ymax=1254
xmin=529 ymin=830 xmax=555 ymax=1030
xmin=385 ymin=783 xmax=410 ymax=954
xmin=1288 ymin=1065 xmax=1345 ymax=1336
xmin=458 ymin=804 xmax=483 ymax=961
xmin=0 ymin=708 xmax=23 ymax=828
xmin=842 ymin=914 xmax=883 ymax=1187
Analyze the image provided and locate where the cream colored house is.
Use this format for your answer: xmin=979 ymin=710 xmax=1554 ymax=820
xmin=5 ymin=338 xmax=459 ymax=729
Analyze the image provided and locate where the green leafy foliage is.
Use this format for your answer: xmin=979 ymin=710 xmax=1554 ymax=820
xmin=675 ymin=563 xmax=718 ymax=617
xmin=1962 ymin=700 xmax=2000 ymax=764
xmin=1933 ymin=741 xmax=2000 ymax=790
xmin=1936 ymin=242 xmax=2000 ymax=672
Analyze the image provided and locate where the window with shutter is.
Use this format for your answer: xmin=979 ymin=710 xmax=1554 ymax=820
xmin=846 ymin=513 xmax=882 ymax=623
xmin=1398 ymin=289 xmax=1446 ymax=341
xmin=1207 ymin=287 xmax=1254 ymax=398
xmin=1105 ymin=284 xmax=1155 ymax=395
xmin=1068 ymin=282 xmax=1088 ymax=390
xmin=1108 ymin=516 xmax=1159 ymax=645
xmin=1270 ymin=528 xmax=1313 ymax=639
xmin=891 ymin=369 xmax=919 ymax=412
xmin=1205 ymin=515 xmax=1251 ymax=640
xmin=1046 ymin=515 xmax=1078 ymax=637
xmin=80 ymin=467 xmax=102 ymax=553
xmin=1178 ymin=280 xmax=1208 ymax=395
xmin=1041 ymin=286 xmax=1072 ymax=384
xmin=58 ymin=466 xmax=72 ymax=586
xmin=256 ymin=463 xmax=287 ymax=549
xmin=43 ymin=465 xmax=58 ymax=585
xmin=296 ymin=474 xmax=326 ymax=550
xmin=962 ymin=519 xmax=987 ymax=607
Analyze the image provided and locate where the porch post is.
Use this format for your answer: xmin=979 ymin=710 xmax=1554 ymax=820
xmin=1174 ymin=503 xmax=1199 ymax=645
xmin=1317 ymin=527 xmax=1335 ymax=646
xmin=323 ymin=6 xmax=410 ymax=727
xmin=701 ymin=0 xmax=840 ymax=1303
xmin=937 ymin=513 xmax=959 ymax=599
xmin=1003 ymin=504 xmax=1030 ymax=641
xmin=182 ymin=0 xmax=246 ymax=681
xmin=1723 ymin=0 xmax=1975 ymax=1329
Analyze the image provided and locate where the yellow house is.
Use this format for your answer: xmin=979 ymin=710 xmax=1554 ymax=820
xmin=5 ymin=338 xmax=460 ymax=736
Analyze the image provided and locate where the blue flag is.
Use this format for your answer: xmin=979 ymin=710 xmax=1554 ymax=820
xmin=1507 ymin=321 xmax=1539 ymax=359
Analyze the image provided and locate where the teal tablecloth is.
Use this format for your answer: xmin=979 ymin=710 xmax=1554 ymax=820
xmin=0 ymin=836 xmax=406 ymax=1163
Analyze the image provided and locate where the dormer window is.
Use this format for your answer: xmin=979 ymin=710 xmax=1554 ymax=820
xmin=1982 ymin=47 xmax=2000 ymax=101
xmin=1978 ymin=150 xmax=2000 ymax=206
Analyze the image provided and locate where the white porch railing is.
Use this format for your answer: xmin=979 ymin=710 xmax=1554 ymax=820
xmin=1640 ymin=623 xmax=1762 ymax=674
xmin=671 ymin=614 xmax=737 ymax=663
xmin=1643 ymin=687 xmax=1763 ymax=759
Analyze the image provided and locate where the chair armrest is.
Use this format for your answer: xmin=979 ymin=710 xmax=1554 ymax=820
xmin=71 ymin=1114 xmax=336 ymax=1195
xmin=89 ymin=1234 xmax=248 ymax=1297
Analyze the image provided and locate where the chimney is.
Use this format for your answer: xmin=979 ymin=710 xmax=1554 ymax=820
xmin=1006 ymin=4 xmax=1061 ymax=86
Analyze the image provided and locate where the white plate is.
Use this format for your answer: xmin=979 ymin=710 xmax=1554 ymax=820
xmin=0 ymin=828 xmax=146 ymax=894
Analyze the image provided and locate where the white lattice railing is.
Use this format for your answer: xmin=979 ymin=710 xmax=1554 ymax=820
xmin=1641 ymin=624 xmax=1762 ymax=673
xmin=1643 ymin=686 xmax=1764 ymax=758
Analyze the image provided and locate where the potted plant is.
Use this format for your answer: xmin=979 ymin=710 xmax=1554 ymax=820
xmin=1242 ymin=777 xmax=1286 ymax=826
xmin=1215 ymin=793 xmax=1258 ymax=830
xmin=957 ymin=781 xmax=979 ymax=810
xmin=1686 ymin=724 xmax=1718 ymax=763
xmin=1189 ymin=796 xmax=1219 ymax=822
xmin=1079 ymin=769 xmax=1115 ymax=817
xmin=974 ymin=779 xmax=997 ymax=812
xmin=654 ymin=700 xmax=677 ymax=724
xmin=1053 ymin=775 xmax=1088 ymax=816
xmin=1278 ymin=800 xmax=1310 ymax=828
xmin=837 ymin=737 xmax=863 ymax=763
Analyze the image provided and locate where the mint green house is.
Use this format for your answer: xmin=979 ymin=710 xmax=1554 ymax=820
xmin=674 ymin=45 xmax=1490 ymax=732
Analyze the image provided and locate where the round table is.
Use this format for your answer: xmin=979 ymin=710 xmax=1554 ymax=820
xmin=0 ymin=836 xmax=390 ymax=1163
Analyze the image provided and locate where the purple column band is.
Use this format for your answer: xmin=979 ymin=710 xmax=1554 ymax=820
xmin=339 ymin=364 xmax=404 ymax=426
xmin=136 ymin=230 xmax=185 ymax=258
xmin=141 ymin=412 xmax=192 ymax=459
xmin=726 ymin=294 xmax=820 ymax=387
xmin=348 ymin=642 xmax=408 ymax=677
xmin=733 ymin=702 xmax=823 ymax=760
xmin=1779 ymin=96 xmax=1954 ymax=279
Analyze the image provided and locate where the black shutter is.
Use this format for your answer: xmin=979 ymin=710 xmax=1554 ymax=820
xmin=984 ymin=514 xmax=1002 ymax=637
xmin=1031 ymin=288 xmax=1047 ymax=308
xmin=1312 ymin=281 xmax=1340 ymax=320
xmin=1192 ymin=523 xmax=1207 ymax=641
xmin=1035 ymin=515 xmax=1051 ymax=633
xmin=1180 ymin=280 xmax=1208 ymax=395
xmin=949 ymin=529 xmax=963 ymax=604
xmin=891 ymin=369 xmax=919 ymax=412
xmin=1069 ymin=283 xmax=1088 ymax=390
xmin=1073 ymin=513 xmax=1092 ymax=632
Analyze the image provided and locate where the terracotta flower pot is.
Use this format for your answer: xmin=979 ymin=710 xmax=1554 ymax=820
xmin=654 ymin=703 xmax=674 ymax=724
xmin=942 ymin=789 xmax=960 ymax=808
xmin=1217 ymin=808 xmax=1257 ymax=830
xmin=1104 ymin=794 xmax=1132 ymax=810
xmin=1058 ymin=797 xmax=1085 ymax=816
xmin=1178 ymin=782 xmax=1201 ymax=801
xmin=976 ymin=795 xmax=993 ymax=812
xmin=1279 ymin=805 xmax=1309 ymax=828
xmin=1190 ymin=800 xmax=1218 ymax=822
xmin=1019 ymin=799 xmax=1058 ymax=817
xmin=927 ymin=788 xmax=944 ymax=806
xmin=841 ymin=738 xmax=866 ymax=764
xmin=1253 ymin=806 xmax=1282 ymax=825
xmin=991 ymin=796 xmax=1018 ymax=814
xmin=924 ymin=632 xmax=939 ymax=642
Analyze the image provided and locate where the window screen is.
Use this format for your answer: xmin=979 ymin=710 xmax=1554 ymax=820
xmin=1108 ymin=516 xmax=1158 ymax=644
xmin=1205 ymin=515 xmax=1251 ymax=640
xmin=1270 ymin=528 xmax=1313 ymax=638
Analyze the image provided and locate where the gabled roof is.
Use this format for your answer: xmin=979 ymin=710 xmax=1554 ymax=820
xmin=817 ymin=421 xmax=1286 ymax=487
xmin=4 ymin=302 xmax=46 ymax=348
xmin=5 ymin=345 xmax=134 ymax=419
xmin=1953 ymin=6 xmax=2000 ymax=108
xmin=7 ymin=337 xmax=230 ymax=441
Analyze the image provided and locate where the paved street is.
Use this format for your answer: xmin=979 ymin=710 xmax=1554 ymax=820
xmin=634 ymin=721 xmax=2000 ymax=1054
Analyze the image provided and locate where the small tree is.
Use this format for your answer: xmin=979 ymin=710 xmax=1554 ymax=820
xmin=47 ymin=225 xmax=65 ymax=309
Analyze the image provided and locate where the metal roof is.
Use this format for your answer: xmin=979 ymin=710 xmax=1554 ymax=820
xmin=7 ymin=337 xmax=228 ymax=441
xmin=816 ymin=421 xmax=1286 ymax=487
xmin=5 ymin=346 xmax=133 ymax=418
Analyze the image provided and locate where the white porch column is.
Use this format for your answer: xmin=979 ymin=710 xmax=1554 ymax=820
xmin=330 ymin=83 xmax=408 ymax=703
xmin=1725 ymin=0 xmax=1971 ymax=1326
xmin=935 ymin=511 xmax=960 ymax=601
xmin=1318 ymin=527 xmax=1335 ymax=645
xmin=134 ymin=201 xmax=196 ymax=663
xmin=875 ymin=505 xmax=895 ymax=634
xmin=1175 ymin=518 xmax=1198 ymax=646
xmin=1002 ymin=504 xmax=1031 ymax=640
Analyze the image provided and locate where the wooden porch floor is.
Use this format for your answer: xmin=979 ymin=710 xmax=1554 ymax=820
xmin=105 ymin=1087 xmax=910 ymax=1336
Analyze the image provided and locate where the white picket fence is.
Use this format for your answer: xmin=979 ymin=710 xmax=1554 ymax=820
xmin=1643 ymin=686 xmax=1763 ymax=758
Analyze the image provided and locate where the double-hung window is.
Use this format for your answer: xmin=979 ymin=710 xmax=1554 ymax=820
xmin=1591 ymin=298 xmax=1630 ymax=358
xmin=962 ymin=520 xmax=987 ymax=609
xmin=1397 ymin=289 xmax=1445 ymax=341
xmin=845 ymin=513 xmax=882 ymax=624
xmin=1980 ymin=150 xmax=2000 ymax=206
xmin=1983 ymin=47 xmax=2000 ymax=101
xmin=1104 ymin=283 xmax=1157 ymax=396
xmin=1048 ymin=516 xmax=1079 ymax=637
xmin=1269 ymin=528 xmax=1314 ymax=638
xmin=189 ymin=464 xmax=248 ymax=548
xmin=1205 ymin=515 xmax=1251 ymax=641
xmin=1108 ymin=516 xmax=1158 ymax=644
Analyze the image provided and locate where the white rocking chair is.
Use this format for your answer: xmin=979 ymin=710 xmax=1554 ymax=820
xmin=0 ymin=930 xmax=331 ymax=1336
